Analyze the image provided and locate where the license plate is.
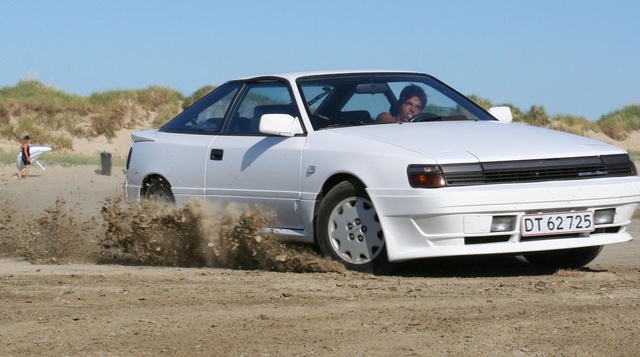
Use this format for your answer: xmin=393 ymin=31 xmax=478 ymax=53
xmin=521 ymin=211 xmax=594 ymax=237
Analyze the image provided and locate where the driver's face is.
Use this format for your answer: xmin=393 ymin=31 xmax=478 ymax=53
xmin=397 ymin=96 xmax=423 ymax=121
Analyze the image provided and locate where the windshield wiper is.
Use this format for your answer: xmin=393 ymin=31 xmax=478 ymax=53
xmin=411 ymin=114 xmax=468 ymax=122
xmin=323 ymin=121 xmax=371 ymax=129
xmin=411 ymin=116 xmax=441 ymax=122
xmin=307 ymin=87 xmax=331 ymax=106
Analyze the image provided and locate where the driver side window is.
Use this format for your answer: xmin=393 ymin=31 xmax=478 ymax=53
xmin=224 ymin=82 xmax=298 ymax=135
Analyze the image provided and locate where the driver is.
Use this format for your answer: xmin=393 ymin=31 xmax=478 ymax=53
xmin=376 ymin=84 xmax=427 ymax=122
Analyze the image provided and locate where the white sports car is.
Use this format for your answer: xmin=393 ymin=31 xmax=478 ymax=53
xmin=124 ymin=70 xmax=640 ymax=273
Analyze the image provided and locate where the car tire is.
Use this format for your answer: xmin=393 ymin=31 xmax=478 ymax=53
xmin=316 ymin=180 xmax=393 ymax=274
xmin=522 ymin=245 xmax=603 ymax=269
xmin=144 ymin=177 xmax=175 ymax=204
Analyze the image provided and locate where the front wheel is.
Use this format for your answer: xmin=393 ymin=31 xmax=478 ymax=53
xmin=522 ymin=246 xmax=603 ymax=269
xmin=316 ymin=180 xmax=392 ymax=274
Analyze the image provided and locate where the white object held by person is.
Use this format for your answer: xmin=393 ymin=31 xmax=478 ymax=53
xmin=16 ymin=145 xmax=52 ymax=171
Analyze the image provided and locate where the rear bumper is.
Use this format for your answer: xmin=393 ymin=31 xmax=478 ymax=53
xmin=123 ymin=177 xmax=141 ymax=201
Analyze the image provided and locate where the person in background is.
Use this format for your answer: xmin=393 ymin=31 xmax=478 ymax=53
xmin=18 ymin=135 xmax=31 ymax=179
xmin=376 ymin=84 xmax=427 ymax=122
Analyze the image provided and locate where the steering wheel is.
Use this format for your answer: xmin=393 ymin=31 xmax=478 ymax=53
xmin=410 ymin=112 xmax=442 ymax=122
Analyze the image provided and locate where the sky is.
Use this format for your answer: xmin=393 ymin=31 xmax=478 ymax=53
xmin=1 ymin=0 xmax=638 ymax=120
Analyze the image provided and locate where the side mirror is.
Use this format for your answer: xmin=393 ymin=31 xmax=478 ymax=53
xmin=259 ymin=114 xmax=304 ymax=137
xmin=488 ymin=106 xmax=513 ymax=122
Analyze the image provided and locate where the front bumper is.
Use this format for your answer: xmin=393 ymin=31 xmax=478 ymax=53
xmin=368 ymin=176 xmax=640 ymax=262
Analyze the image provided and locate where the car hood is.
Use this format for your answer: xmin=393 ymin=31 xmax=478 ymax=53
xmin=329 ymin=121 xmax=626 ymax=164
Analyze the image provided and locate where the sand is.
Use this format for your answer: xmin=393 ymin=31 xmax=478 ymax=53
xmin=1 ymin=128 xmax=639 ymax=355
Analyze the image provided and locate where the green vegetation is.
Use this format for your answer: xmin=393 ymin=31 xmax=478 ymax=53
xmin=469 ymin=95 xmax=639 ymax=138
xmin=0 ymin=79 xmax=198 ymax=149
xmin=597 ymin=105 xmax=640 ymax=140
xmin=1 ymin=79 xmax=639 ymax=167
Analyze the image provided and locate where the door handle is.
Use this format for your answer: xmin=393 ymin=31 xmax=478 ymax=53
xmin=210 ymin=149 xmax=224 ymax=161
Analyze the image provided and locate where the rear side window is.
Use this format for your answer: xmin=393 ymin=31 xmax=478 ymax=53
xmin=161 ymin=83 xmax=240 ymax=134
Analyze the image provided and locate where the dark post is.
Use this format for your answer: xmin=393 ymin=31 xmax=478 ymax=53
xmin=100 ymin=151 xmax=112 ymax=176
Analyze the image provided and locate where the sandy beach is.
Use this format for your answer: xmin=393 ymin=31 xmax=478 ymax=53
xmin=1 ymin=132 xmax=639 ymax=355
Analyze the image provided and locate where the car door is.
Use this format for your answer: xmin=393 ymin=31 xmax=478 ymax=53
xmin=204 ymin=82 xmax=306 ymax=230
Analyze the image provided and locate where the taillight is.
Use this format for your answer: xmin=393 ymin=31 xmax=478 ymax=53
xmin=631 ymin=161 xmax=638 ymax=176
xmin=126 ymin=147 xmax=132 ymax=170
xmin=407 ymin=165 xmax=446 ymax=188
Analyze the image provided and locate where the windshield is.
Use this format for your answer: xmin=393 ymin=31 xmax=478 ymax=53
xmin=297 ymin=73 xmax=494 ymax=130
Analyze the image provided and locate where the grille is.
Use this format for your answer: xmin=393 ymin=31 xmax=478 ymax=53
xmin=442 ymin=154 xmax=635 ymax=186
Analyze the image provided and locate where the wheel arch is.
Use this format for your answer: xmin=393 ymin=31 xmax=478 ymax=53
xmin=312 ymin=173 xmax=393 ymax=273
xmin=312 ymin=173 xmax=367 ymax=244
xmin=140 ymin=174 xmax=173 ymax=198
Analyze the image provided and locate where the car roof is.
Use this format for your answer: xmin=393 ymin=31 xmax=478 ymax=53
xmin=232 ymin=70 xmax=423 ymax=83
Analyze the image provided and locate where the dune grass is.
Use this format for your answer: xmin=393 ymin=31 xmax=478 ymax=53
xmin=0 ymin=80 xmax=188 ymax=148
xmin=469 ymin=95 xmax=640 ymax=139
xmin=597 ymin=105 xmax=640 ymax=140
xmin=1 ymin=79 xmax=639 ymax=154
xmin=628 ymin=150 xmax=640 ymax=163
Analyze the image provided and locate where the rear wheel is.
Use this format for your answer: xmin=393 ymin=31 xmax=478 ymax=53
xmin=144 ymin=177 xmax=175 ymax=204
xmin=316 ymin=180 xmax=392 ymax=274
xmin=522 ymin=246 xmax=603 ymax=269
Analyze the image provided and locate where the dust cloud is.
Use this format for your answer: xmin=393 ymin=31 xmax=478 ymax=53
xmin=0 ymin=196 xmax=344 ymax=273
